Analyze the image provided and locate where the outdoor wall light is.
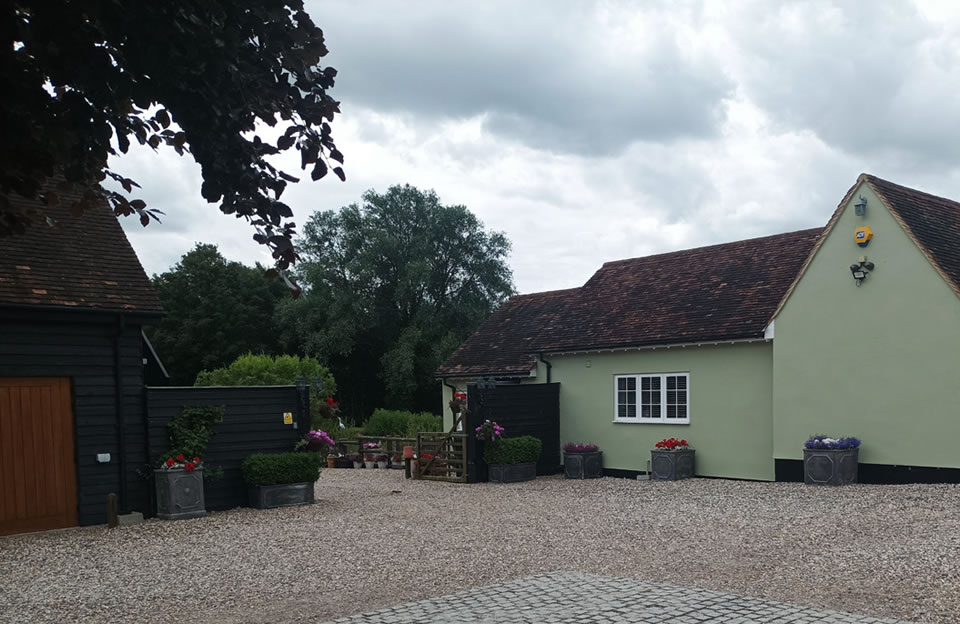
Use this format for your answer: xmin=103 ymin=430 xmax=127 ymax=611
xmin=849 ymin=259 xmax=875 ymax=287
xmin=854 ymin=195 xmax=868 ymax=216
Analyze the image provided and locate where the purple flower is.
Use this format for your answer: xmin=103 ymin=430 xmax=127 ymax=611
xmin=805 ymin=435 xmax=861 ymax=450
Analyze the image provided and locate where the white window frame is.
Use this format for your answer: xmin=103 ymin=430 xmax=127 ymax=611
xmin=613 ymin=372 xmax=690 ymax=424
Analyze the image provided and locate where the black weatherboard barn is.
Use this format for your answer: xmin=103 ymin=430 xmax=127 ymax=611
xmin=0 ymin=185 xmax=164 ymax=534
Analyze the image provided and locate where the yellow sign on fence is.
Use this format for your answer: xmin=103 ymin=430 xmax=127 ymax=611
xmin=283 ymin=412 xmax=293 ymax=425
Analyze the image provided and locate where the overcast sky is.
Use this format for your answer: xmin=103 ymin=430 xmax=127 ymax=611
xmin=115 ymin=0 xmax=960 ymax=294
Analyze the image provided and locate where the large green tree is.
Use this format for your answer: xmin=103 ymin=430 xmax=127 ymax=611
xmin=1 ymin=2 xmax=342 ymax=272
xmin=278 ymin=185 xmax=515 ymax=419
xmin=149 ymin=244 xmax=288 ymax=384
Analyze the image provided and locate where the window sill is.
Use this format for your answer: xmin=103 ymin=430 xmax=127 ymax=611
xmin=612 ymin=420 xmax=690 ymax=425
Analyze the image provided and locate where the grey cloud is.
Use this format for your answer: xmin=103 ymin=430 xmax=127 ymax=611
xmin=728 ymin=1 xmax=960 ymax=165
xmin=308 ymin=1 xmax=733 ymax=156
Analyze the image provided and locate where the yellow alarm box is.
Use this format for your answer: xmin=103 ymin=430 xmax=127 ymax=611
xmin=854 ymin=226 xmax=873 ymax=247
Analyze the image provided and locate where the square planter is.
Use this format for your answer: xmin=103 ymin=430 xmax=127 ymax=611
xmin=803 ymin=448 xmax=859 ymax=486
xmin=650 ymin=449 xmax=695 ymax=481
xmin=154 ymin=468 xmax=206 ymax=520
xmin=248 ymin=482 xmax=315 ymax=509
xmin=563 ymin=451 xmax=603 ymax=479
xmin=333 ymin=457 xmax=352 ymax=469
xmin=488 ymin=461 xmax=537 ymax=483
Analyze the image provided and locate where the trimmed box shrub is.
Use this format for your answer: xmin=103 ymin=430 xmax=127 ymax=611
xmin=483 ymin=436 xmax=542 ymax=465
xmin=242 ymin=452 xmax=323 ymax=487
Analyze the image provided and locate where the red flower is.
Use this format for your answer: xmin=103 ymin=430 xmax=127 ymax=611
xmin=185 ymin=462 xmax=195 ymax=472
xmin=326 ymin=397 xmax=336 ymax=406
xmin=193 ymin=457 xmax=200 ymax=463
xmin=177 ymin=454 xmax=184 ymax=461
xmin=166 ymin=457 xmax=175 ymax=467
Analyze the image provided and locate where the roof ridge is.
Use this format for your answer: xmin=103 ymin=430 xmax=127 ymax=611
xmin=862 ymin=173 xmax=960 ymax=209
xmin=509 ymin=287 xmax=581 ymax=300
xmin=599 ymin=227 xmax=823 ymax=268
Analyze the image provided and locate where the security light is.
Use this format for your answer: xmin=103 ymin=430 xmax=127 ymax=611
xmin=849 ymin=258 xmax=875 ymax=286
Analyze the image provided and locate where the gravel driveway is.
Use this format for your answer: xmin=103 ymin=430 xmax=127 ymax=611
xmin=1 ymin=470 xmax=958 ymax=623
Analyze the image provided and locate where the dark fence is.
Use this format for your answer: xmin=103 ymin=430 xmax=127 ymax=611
xmin=146 ymin=385 xmax=309 ymax=513
xmin=466 ymin=383 xmax=561 ymax=480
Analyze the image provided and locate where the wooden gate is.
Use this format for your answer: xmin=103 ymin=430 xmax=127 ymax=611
xmin=0 ymin=378 xmax=77 ymax=535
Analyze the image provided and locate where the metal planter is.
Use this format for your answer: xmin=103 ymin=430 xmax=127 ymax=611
xmin=248 ymin=482 xmax=316 ymax=509
xmin=154 ymin=468 xmax=206 ymax=520
xmin=803 ymin=448 xmax=859 ymax=486
xmin=650 ymin=449 xmax=696 ymax=481
xmin=563 ymin=451 xmax=603 ymax=479
xmin=488 ymin=461 xmax=537 ymax=483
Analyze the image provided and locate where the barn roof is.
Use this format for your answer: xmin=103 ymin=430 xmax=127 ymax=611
xmin=0 ymin=183 xmax=162 ymax=314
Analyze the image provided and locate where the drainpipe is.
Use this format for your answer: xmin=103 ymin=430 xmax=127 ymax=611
xmin=114 ymin=313 xmax=128 ymax=513
xmin=538 ymin=353 xmax=553 ymax=383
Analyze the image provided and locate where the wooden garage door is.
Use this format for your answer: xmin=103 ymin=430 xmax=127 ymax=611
xmin=0 ymin=378 xmax=77 ymax=535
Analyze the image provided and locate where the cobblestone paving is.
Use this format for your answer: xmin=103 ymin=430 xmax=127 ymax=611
xmin=323 ymin=572 xmax=913 ymax=624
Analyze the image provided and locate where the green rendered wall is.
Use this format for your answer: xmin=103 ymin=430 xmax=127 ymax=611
xmin=550 ymin=342 xmax=775 ymax=480
xmin=772 ymin=182 xmax=960 ymax=467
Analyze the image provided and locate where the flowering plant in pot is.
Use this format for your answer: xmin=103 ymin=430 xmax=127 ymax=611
xmin=155 ymin=453 xmax=207 ymax=520
xmin=474 ymin=420 xmax=504 ymax=441
xmin=391 ymin=455 xmax=404 ymax=469
xmin=562 ymin=443 xmax=603 ymax=479
xmin=154 ymin=405 xmax=222 ymax=521
xmin=348 ymin=454 xmax=362 ymax=469
xmin=360 ymin=441 xmax=379 ymax=464
xmin=650 ymin=438 xmax=694 ymax=481
xmin=159 ymin=454 xmax=202 ymax=472
xmin=803 ymin=435 xmax=861 ymax=486
xmin=655 ymin=437 xmax=688 ymax=450
xmin=375 ymin=453 xmax=389 ymax=469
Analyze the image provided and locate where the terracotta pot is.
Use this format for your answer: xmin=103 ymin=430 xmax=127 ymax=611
xmin=327 ymin=456 xmax=336 ymax=469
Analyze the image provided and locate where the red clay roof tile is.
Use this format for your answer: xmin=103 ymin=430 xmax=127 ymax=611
xmin=436 ymin=228 xmax=822 ymax=377
xmin=0 ymin=183 xmax=163 ymax=314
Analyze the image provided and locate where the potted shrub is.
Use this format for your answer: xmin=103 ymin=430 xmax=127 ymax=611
xmin=349 ymin=454 xmax=363 ymax=469
xmin=154 ymin=454 xmax=206 ymax=520
xmin=563 ymin=443 xmax=603 ymax=479
xmin=650 ymin=438 xmax=695 ymax=481
xmin=242 ymin=452 xmax=322 ymax=509
xmin=803 ymin=435 xmax=861 ymax=486
xmin=376 ymin=453 xmax=388 ymax=469
xmin=484 ymin=436 xmax=542 ymax=483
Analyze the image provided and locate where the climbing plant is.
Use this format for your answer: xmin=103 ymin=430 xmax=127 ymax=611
xmin=163 ymin=405 xmax=225 ymax=463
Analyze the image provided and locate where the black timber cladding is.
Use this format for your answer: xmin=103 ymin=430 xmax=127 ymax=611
xmin=0 ymin=309 xmax=151 ymax=526
xmin=467 ymin=383 xmax=561 ymax=477
xmin=146 ymin=385 xmax=307 ymax=512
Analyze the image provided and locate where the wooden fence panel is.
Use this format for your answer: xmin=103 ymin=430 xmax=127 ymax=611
xmin=146 ymin=385 xmax=306 ymax=512
xmin=467 ymin=383 xmax=561 ymax=477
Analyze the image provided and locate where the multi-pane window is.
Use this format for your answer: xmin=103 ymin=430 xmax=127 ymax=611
xmin=614 ymin=373 xmax=689 ymax=424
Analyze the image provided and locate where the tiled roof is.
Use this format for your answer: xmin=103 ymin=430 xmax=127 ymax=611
xmin=864 ymin=174 xmax=960 ymax=295
xmin=0 ymin=183 xmax=163 ymax=314
xmin=436 ymin=288 xmax=580 ymax=377
xmin=436 ymin=228 xmax=822 ymax=377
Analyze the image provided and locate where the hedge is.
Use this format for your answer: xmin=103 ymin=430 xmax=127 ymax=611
xmin=364 ymin=409 xmax=442 ymax=437
xmin=241 ymin=452 xmax=323 ymax=487
xmin=483 ymin=436 xmax=542 ymax=465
